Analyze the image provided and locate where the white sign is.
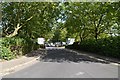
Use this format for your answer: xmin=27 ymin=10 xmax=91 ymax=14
xmin=66 ymin=38 xmax=75 ymax=45
xmin=38 ymin=38 xmax=45 ymax=44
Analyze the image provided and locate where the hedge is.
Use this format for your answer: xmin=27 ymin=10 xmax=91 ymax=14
xmin=0 ymin=37 xmax=40 ymax=60
xmin=66 ymin=36 xmax=120 ymax=59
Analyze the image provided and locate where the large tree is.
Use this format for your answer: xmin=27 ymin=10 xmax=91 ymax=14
xmin=64 ymin=2 xmax=119 ymax=42
xmin=1 ymin=2 xmax=61 ymax=40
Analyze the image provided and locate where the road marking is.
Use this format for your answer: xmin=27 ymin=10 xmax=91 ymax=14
xmin=75 ymin=72 xmax=85 ymax=75
xmin=110 ymin=63 xmax=119 ymax=66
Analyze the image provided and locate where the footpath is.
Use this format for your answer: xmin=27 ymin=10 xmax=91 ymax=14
xmin=66 ymin=49 xmax=120 ymax=65
xmin=0 ymin=49 xmax=46 ymax=77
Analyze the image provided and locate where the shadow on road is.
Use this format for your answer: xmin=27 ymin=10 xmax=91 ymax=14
xmin=26 ymin=49 xmax=46 ymax=58
xmin=39 ymin=49 xmax=110 ymax=64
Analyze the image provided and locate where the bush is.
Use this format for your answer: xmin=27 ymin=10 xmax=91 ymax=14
xmin=66 ymin=36 xmax=120 ymax=59
xmin=22 ymin=38 xmax=40 ymax=54
xmin=0 ymin=37 xmax=40 ymax=60
xmin=0 ymin=46 xmax=15 ymax=60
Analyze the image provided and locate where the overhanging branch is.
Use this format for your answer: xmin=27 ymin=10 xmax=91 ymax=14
xmin=6 ymin=16 xmax=34 ymax=37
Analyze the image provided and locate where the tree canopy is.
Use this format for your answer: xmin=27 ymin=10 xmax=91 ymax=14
xmin=1 ymin=2 xmax=120 ymax=60
xmin=1 ymin=2 xmax=120 ymax=42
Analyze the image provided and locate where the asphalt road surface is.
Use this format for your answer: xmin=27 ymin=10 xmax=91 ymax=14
xmin=3 ymin=47 xmax=118 ymax=78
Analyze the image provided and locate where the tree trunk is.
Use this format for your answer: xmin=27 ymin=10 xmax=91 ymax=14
xmin=5 ymin=16 xmax=33 ymax=38
xmin=94 ymin=14 xmax=104 ymax=41
xmin=6 ymin=23 xmax=22 ymax=37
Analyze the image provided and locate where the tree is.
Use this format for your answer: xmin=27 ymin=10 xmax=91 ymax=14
xmin=1 ymin=2 xmax=61 ymax=40
xmin=64 ymin=2 xmax=119 ymax=42
xmin=64 ymin=3 xmax=92 ymax=42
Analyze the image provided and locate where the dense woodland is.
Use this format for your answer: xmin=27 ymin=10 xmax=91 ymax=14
xmin=0 ymin=2 xmax=120 ymax=60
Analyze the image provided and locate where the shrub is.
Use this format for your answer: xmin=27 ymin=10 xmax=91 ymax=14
xmin=66 ymin=36 xmax=120 ymax=59
xmin=0 ymin=37 xmax=40 ymax=60
xmin=0 ymin=46 xmax=15 ymax=60
xmin=22 ymin=38 xmax=40 ymax=54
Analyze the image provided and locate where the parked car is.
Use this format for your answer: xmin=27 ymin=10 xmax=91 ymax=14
xmin=50 ymin=43 xmax=55 ymax=47
xmin=55 ymin=42 xmax=62 ymax=47
xmin=45 ymin=43 xmax=50 ymax=47
xmin=45 ymin=42 xmax=55 ymax=47
xmin=62 ymin=42 xmax=66 ymax=46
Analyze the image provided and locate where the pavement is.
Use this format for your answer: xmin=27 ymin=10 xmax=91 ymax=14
xmin=0 ymin=48 xmax=46 ymax=77
xmin=0 ymin=56 xmax=38 ymax=76
xmin=1 ymin=47 xmax=119 ymax=78
xmin=71 ymin=49 xmax=120 ymax=64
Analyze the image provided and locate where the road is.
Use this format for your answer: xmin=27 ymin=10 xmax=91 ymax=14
xmin=3 ymin=47 xmax=118 ymax=78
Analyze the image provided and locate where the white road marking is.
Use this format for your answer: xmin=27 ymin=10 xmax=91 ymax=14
xmin=75 ymin=72 xmax=85 ymax=75
xmin=110 ymin=63 xmax=119 ymax=66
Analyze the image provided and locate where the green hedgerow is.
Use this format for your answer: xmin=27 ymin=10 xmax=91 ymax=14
xmin=0 ymin=46 xmax=15 ymax=60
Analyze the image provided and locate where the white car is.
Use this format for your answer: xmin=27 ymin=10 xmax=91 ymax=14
xmin=55 ymin=42 xmax=62 ymax=47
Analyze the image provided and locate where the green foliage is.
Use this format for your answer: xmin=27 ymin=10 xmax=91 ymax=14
xmin=66 ymin=36 xmax=120 ymax=59
xmin=0 ymin=37 xmax=24 ymax=60
xmin=22 ymin=38 xmax=40 ymax=54
xmin=0 ymin=46 xmax=14 ymax=60
xmin=2 ymin=2 xmax=61 ymax=39
xmin=64 ymin=2 xmax=119 ymax=41
xmin=1 ymin=37 xmax=24 ymax=47
xmin=1 ymin=2 xmax=120 ymax=60
xmin=0 ymin=37 xmax=40 ymax=60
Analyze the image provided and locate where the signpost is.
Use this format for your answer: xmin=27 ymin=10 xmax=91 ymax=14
xmin=66 ymin=38 xmax=75 ymax=45
xmin=38 ymin=38 xmax=45 ymax=45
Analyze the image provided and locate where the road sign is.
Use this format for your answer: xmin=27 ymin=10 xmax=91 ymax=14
xmin=38 ymin=38 xmax=45 ymax=44
xmin=66 ymin=38 xmax=75 ymax=45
